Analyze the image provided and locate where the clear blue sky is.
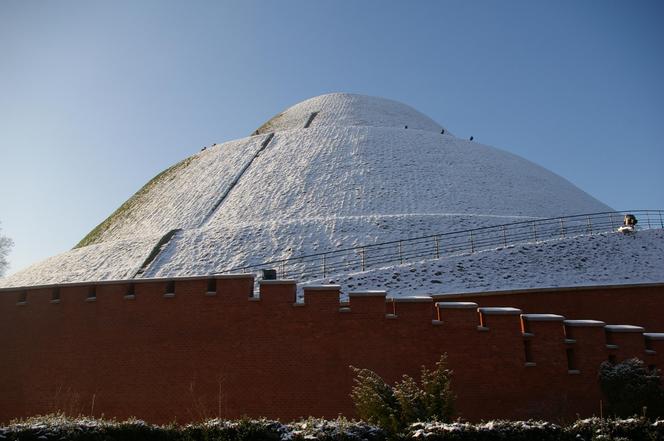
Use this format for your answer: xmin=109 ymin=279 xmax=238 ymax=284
xmin=1 ymin=0 xmax=662 ymax=275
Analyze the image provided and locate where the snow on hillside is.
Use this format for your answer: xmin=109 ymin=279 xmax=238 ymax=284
xmin=143 ymin=123 xmax=610 ymax=278
xmin=254 ymin=92 xmax=446 ymax=134
xmin=143 ymin=213 xmax=536 ymax=278
xmin=300 ymin=229 xmax=664 ymax=298
xmin=1 ymin=235 xmax=162 ymax=287
xmin=0 ymin=93 xmax=636 ymax=290
xmin=211 ymin=126 xmax=610 ymax=225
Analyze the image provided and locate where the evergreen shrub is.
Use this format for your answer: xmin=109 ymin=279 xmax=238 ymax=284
xmin=350 ymin=355 xmax=454 ymax=436
xmin=599 ymin=358 xmax=664 ymax=418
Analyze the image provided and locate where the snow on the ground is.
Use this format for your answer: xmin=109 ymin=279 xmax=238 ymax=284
xmin=300 ymin=228 xmax=664 ymax=298
xmin=0 ymin=93 xmax=628 ymax=289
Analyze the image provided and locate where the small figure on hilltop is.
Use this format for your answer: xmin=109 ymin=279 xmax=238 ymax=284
xmin=618 ymin=214 xmax=638 ymax=234
xmin=469 ymin=136 xmax=474 ymax=141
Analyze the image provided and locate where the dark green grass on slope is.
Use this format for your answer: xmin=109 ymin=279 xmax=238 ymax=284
xmin=74 ymin=157 xmax=195 ymax=249
xmin=252 ymin=112 xmax=284 ymax=135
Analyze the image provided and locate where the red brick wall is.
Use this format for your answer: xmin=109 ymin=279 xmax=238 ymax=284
xmin=0 ymin=278 xmax=662 ymax=424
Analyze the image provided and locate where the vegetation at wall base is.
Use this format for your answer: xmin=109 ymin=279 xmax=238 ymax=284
xmin=599 ymin=358 xmax=664 ymax=418
xmin=3 ymin=415 xmax=664 ymax=441
xmin=350 ymin=355 xmax=455 ymax=437
xmin=0 ymin=415 xmax=384 ymax=441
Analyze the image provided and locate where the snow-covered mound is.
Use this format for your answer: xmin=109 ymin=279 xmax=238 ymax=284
xmin=1 ymin=93 xmax=621 ymax=288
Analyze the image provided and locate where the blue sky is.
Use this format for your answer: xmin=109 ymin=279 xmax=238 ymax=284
xmin=1 ymin=0 xmax=662 ymax=275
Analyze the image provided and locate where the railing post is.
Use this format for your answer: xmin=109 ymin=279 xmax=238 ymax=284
xmin=646 ymin=211 xmax=652 ymax=229
xmin=587 ymin=216 xmax=593 ymax=234
xmin=322 ymin=255 xmax=327 ymax=278
xmin=560 ymin=218 xmax=565 ymax=238
xmin=361 ymin=248 xmax=366 ymax=271
xmin=469 ymin=231 xmax=475 ymax=253
xmin=532 ymin=222 xmax=538 ymax=243
xmin=398 ymin=241 xmax=403 ymax=264
xmin=609 ymin=213 xmax=614 ymax=231
xmin=280 ymin=261 xmax=286 ymax=279
xmin=434 ymin=236 xmax=440 ymax=259
xmin=502 ymin=225 xmax=507 ymax=247
xmin=659 ymin=211 xmax=663 ymax=228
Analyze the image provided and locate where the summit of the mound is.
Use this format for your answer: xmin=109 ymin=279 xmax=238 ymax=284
xmin=254 ymin=93 xmax=448 ymax=135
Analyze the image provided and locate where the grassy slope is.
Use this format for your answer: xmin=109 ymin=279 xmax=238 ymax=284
xmin=252 ymin=112 xmax=284 ymax=135
xmin=74 ymin=157 xmax=195 ymax=249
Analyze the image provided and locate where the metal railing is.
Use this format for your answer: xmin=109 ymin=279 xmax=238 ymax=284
xmin=217 ymin=210 xmax=663 ymax=282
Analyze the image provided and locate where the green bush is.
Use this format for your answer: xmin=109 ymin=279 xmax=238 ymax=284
xmin=350 ymin=355 xmax=454 ymax=436
xmin=599 ymin=358 xmax=664 ymax=418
